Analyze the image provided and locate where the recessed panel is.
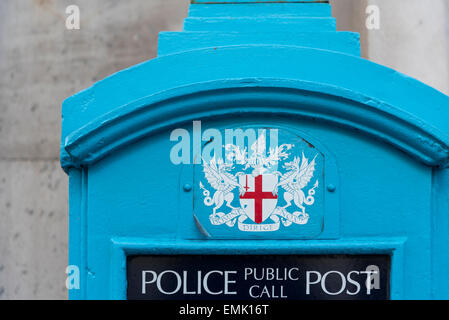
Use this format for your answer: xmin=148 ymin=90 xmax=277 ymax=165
xmin=127 ymin=255 xmax=390 ymax=300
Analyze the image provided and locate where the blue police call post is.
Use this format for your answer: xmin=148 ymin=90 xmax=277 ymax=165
xmin=61 ymin=0 xmax=449 ymax=300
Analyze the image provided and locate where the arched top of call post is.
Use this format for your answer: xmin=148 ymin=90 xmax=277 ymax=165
xmin=60 ymin=45 xmax=449 ymax=171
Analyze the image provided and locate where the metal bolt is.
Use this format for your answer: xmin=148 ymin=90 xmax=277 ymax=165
xmin=183 ymin=184 xmax=192 ymax=192
xmin=327 ymin=184 xmax=336 ymax=192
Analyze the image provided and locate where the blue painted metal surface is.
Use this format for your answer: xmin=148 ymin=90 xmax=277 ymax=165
xmin=61 ymin=1 xmax=449 ymax=300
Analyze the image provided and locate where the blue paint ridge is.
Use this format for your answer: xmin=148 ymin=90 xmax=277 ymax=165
xmin=183 ymin=17 xmax=336 ymax=32
xmin=188 ymin=3 xmax=332 ymax=18
xmin=192 ymin=0 xmax=328 ymax=3
xmin=158 ymin=31 xmax=360 ymax=56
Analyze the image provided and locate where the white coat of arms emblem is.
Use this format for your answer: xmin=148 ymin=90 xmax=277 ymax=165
xmin=199 ymin=132 xmax=319 ymax=232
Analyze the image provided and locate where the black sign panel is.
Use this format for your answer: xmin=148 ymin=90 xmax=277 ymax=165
xmin=127 ymin=255 xmax=390 ymax=300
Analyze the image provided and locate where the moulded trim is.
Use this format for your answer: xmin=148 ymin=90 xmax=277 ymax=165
xmin=63 ymin=84 xmax=449 ymax=169
xmin=109 ymin=237 xmax=406 ymax=300
xmin=61 ymin=46 xmax=449 ymax=170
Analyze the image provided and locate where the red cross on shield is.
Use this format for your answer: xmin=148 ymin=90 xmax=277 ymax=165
xmin=239 ymin=174 xmax=278 ymax=224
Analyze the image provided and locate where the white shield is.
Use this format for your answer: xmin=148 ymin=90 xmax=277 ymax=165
xmin=239 ymin=174 xmax=278 ymax=224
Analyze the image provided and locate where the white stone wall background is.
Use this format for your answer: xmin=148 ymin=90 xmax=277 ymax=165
xmin=0 ymin=0 xmax=189 ymax=300
xmin=0 ymin=0 xmax=447 ymax=299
